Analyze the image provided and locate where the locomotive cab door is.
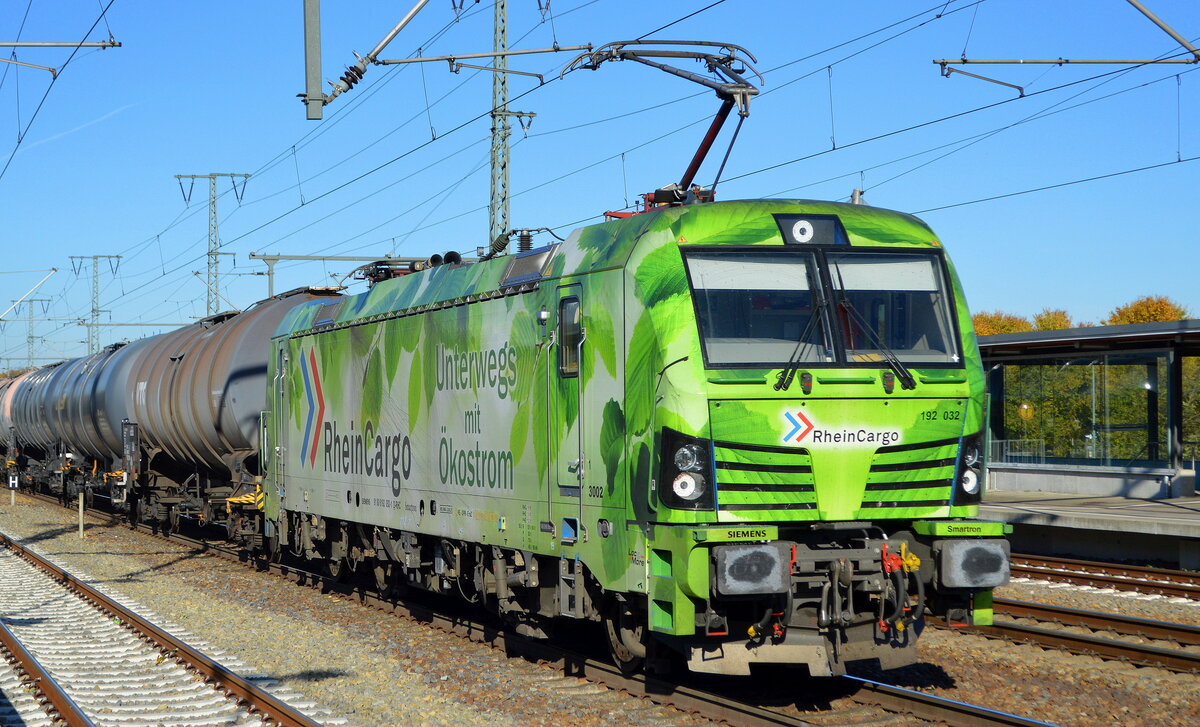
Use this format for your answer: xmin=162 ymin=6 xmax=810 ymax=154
xmin=551 ymin=284 xmax=585 ymax=544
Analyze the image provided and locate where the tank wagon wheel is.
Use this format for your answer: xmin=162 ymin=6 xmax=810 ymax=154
xmin=84 ymin=488 xmax=94 ymax=511
xmin=225 ymin=513 xmax=241 ymax=541
xmin=604 ymin=599 xmax=647 ymax=675
xmin=167 ymin=506 xmax=180 ymax=535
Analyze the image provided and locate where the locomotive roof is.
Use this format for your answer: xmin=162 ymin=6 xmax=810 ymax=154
xmin=276 ymin=199 xmax=941 ymax=337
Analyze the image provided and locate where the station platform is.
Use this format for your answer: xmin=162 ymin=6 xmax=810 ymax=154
xmin=978 ymin=490 xmax=1200 ymax=570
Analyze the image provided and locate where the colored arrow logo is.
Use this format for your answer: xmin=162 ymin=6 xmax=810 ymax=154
xmin=299 ymin=348 xmax=326 ymax=468
xmin=783 ymin=411 xmax=815 ymax=443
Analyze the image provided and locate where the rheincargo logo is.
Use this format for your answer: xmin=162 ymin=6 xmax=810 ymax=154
xmin=323 ymin=419 xmax=412 ymax=496
xmin=299 ymin=348 xmax=325 ymax=468
xmin=783 ymin=410 xmax=901 ymax=447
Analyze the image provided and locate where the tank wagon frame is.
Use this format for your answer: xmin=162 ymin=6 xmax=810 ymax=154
xmin=1 ymin=288 xmax=338 ymax=535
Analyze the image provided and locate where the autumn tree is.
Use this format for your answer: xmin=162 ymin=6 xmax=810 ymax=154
xmin=1103 ymin=296 xmax=1189 ymax=325
xmin=1033 ymin=308 xmax=1074 ymax=331
xmin=973 ymin=311 xmax=1032 ymax=336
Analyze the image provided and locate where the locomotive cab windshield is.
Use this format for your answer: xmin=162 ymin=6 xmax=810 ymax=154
xmin=683 ymin=246 xmax=961 ymax=370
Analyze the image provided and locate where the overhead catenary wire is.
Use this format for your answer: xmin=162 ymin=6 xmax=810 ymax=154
xmin=720 ymin=49 xmax=1200 ymax=187
xmin=0 ymin=0 xmax=117 ymax=184
xmin=915 ymin=155 xmax=1200 ymax=214
xmin=7 ymin=2 xmax=1180 ymax=359
xmin=87 ymin=0 xmax=591 ymax=314
xmin=0 ymin=0 xmax=35 ymax=95
xmin=90 ymin=0 xmax=739 ymax=312
xmin=351 ymin=43 xmax=1194 ymax=258
xmin=84 ymin=0 xmax=500 ymax=277
xmin=107 ymin=0 xmax=957 ymax=284
xmin=220 ymin=2 xmax=1128 ymax=269
xmin=26 ymin=1 xmax=508 ymax=334
xmin=860 ymin=33 xmax=1200 ymax=195
xmin=761 ymin=65 xmax=1199 ymax=200
xmin=226 ymin=0 xmax=973 ymax=257
xmin=58 ymin=3 xmax=1161 ymax=302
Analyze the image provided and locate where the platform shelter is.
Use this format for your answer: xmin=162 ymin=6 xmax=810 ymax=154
xmin=978 ymin=320 xmax=1200 ymax=500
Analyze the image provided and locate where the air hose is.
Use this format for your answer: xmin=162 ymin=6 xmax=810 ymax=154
xmin=747 ymin=604 xmax=775 ymax=641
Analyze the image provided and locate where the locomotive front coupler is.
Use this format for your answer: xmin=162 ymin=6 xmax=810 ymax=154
xmin=710 ymin=524 xmax=911 ymax=634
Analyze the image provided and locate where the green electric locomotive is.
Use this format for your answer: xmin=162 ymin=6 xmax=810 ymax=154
xmin=265 ymin=197 xmax=1010 ymax=676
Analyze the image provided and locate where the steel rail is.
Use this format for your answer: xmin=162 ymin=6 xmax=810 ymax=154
xmin=0 ymin=617 xmax=96 ymax=726
xmin=995 ymin=597 xmax=1200 ymax=646
xmin=1011 ymin=554 xmax=1200 ymax=600
xmin=963 ymin=619 xmax=1200 ymax=674
xmin=845 ymin=677 xmax=1056 ymax=727
xmin=24 ymin=491 xmax=1046 ymax=727
xmin=0 ymin=530 xmax=323 ymax=727
xmin=1015 ymin=554 xmax=1200 ymax=584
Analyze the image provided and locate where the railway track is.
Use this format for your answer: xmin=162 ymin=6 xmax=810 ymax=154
xmin=15 ymin=491 xmax=1050 ymax=727
xmin=1012 ymin=553 xmax=1200 ymax=600
xmin=0 ymin=612 xmax=90 ymax=726
xmin=0 ymin=527 xmax=338 ymax=727
xmin=939 ymin=598 xmax=1200 ymax=674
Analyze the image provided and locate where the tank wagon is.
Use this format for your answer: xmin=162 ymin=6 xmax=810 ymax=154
xmin=3 ymin=287 xmax=336 ymax=534
xmin=5 ymin=200 xmax=1010 ymax=677
xmin=260 ymin=198 xmax=1010 ymax=676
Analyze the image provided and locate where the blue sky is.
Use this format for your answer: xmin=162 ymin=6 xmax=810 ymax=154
xmin=1 ymin=0 xmax=1197 ymax=365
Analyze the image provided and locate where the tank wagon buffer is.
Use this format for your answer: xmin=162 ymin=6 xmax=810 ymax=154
xmin=263 ymin=42 xmax=1008 ymax=680
xmin=0 ymin=288 xmax=340 ymax=540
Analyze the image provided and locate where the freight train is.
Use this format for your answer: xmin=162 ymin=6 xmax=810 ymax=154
xmin=1 ymin=198 xmax=1009 ymax=677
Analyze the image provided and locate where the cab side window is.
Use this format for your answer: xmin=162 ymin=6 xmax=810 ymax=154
xmin=559 ymin=298 xmax=581 ymax=377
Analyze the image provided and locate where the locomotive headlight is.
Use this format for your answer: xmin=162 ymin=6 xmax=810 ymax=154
xmin=960 ymin=469 xmax=979 ymax=495
xmin=962 ymin=444 xmax=980 ymax=468
xmin=954 ymin=432 xmax=985 ymax=505
xmin=673 ymin=444 xmax=703 ymax=472
xmin=671 ymin=471 xmax=706 ymax=501
xmin=660 ymin=427 xmax=715 ymax=510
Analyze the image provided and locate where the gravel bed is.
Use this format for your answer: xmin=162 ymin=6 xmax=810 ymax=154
xmin=8 ymin=493 xmax=1200 ymax=726
xmin=0 ymin=495 xmax=712 ymax=727
xmin=849 ymin=575 xmax=1200 ymax=726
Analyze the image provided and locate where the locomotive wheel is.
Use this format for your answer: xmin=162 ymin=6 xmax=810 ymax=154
xmin=84 ymin=488 xmax=94 ymax=510
xmin=374 ymin=563 xmax=396 ymax=597
xmin=604 ymin=600 xmax=646 ymax=675
xmin=264 ymin=533 xmax=281 ymax=563
xmin=314 ymin=553 xmax=350 ymax=582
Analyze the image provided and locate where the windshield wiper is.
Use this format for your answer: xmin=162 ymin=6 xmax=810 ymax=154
xmin=774 ymin=297 xmax=827 ymax=391
xmin=829 ymin=263 xmax=917 ymax=390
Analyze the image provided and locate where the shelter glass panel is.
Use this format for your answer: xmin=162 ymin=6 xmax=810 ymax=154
xmin=989 ymin=352 xmax=1171 ymax=468
xmin=1184 ymin=356 xmax=1200 ymax=464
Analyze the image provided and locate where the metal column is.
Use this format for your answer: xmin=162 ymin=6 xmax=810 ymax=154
xmin=175 ymin=173 xmax=250 ymax=316
xmin=488 ymin=0 xmax=510 ymax=253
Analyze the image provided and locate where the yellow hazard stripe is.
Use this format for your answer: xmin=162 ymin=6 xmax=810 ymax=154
xmin=225 ymin=484 xmax=266 ymax=512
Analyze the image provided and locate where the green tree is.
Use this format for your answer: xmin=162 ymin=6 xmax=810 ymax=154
xmin=1103 ymin=296 xmax=1189 ymax=325
xmin=1184 ymin=358 xmax=1200 ymax=462
xmin=1033 ymin=308 xmax=1074 ymax=331
xmin=973 ymin=311 xmax=1032 ymax=336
